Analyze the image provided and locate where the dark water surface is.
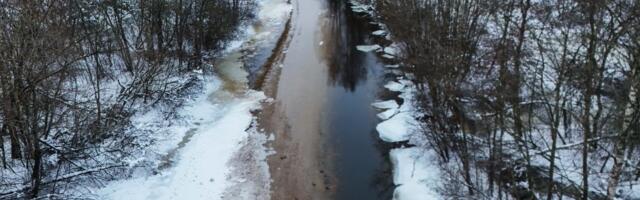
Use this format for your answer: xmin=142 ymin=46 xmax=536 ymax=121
xmin=255 ymin=0 xmax=394 ymax=198
xmin=323 ymin=1 xmax=394 ymax=199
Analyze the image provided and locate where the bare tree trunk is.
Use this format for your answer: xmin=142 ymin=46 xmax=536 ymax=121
xmin=607 ymin=43 xmax=639 ymax=199
xmin=111 ymin=5 xmax=135 ymax=74
xmin=9 ymin=127 xmax=21 ymax=159
xmin=29 ymin=143 xmax=42 ymax=198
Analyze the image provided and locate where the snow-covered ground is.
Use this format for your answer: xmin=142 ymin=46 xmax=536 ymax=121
xmin=374 ymin=78 xmax=443 ymax=200
xmin=391 ymin=147 xmax=442 ymax=200
xmin=357 ymin=0 xmax=640 ymax=199
xmin=84 ymin=0 xmax=292 ymax=199
xmin=96 ymin=87 xmax=266 ymax=200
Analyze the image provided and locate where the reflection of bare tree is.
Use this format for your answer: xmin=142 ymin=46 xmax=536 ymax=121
xmin=320 ymin=1 xmax=395 ymax=199
xmin=370 ymin=129 xmax=400 ymax=198
xmin=322 ymin=0 xmax=370 ymax=92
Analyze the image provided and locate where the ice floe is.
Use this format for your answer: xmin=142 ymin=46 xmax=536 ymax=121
xmin=372 ymin=100 xmax=400 ymax=110
xmin=384 ymin=81 xmax=405 ymax=92
xmin=377 ymin=108 xmax=398 ymax=120
xmin=356 ymin=44 xmax=382 ymax=52
xmin=376 ymin=112 xmax=415 ymax=142
xmin=372 ymin=30 xmax=387 ymax=36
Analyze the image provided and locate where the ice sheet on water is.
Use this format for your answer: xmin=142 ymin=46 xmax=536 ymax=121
xmin=371 ymin=100 xmax=399 ymax=110
xmin=384 ymin=81 xmax=405 ymax=92
xmin=385 ymin=64 xmax=400 ymax=69
xmin=356 ymin=44 xmax=382 ymax=52
xmin=382 ymin=54 xmax=395 ymax=59
xmin=384 ymin=46 xmax=399 ymax=55
xmin=372 ymin=30 xmax=387 ymax=36
xmin=377 ymin=108 xmax=398 ymax=120
xmin=376 ymin=112 xmax=414 ymax=142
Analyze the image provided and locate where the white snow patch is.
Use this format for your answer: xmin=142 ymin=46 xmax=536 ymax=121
xmin=398 ymin=79 xmax=413 ymax=86
xmin=377 ymin=108 xmax=398 ymax=120
xmin=390 ymin=147 xmax=442 ymax=200
xmin=384 ymin=46 xmax=399 ymax=56
xmin=393 ymin=184 xmax=441 ymax=200
xmin=385 ymin=64 xmax=400 ymax=68
xmin=385 ymin=81 xmax=406 ymax=92
xmin=258 ymin=0 xmax=292 ymax=23
xmin=373 ymin=30 xmax=387 ymax=36
xmin=397 ymin=86 xmax=416 ymax=113
xmin=351 ymin=5 xmax=370 ymax=13
xmin=382 ymin=54 xmax=396 ymax=59
xmin=356 ymin=44 xmax=382 ymax=52
xmin=372 ymin=100 xmax=399 ymax=110
xmin=97 ymin=91 xmax=266 ymax=200
xmin=376 ymin=112 xmax=415 ymax=142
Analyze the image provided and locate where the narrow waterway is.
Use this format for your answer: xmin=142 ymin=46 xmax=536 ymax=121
xmin=259 ymin=0 xmax=393 ymax=199
xmin=323 ymin=1 xmax=394 ymax=199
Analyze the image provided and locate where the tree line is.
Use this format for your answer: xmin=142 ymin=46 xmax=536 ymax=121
xmin=0 ymin=0 xmax=254 ymax=198
xmin=374 ymin=0 xmax=639 ymax=199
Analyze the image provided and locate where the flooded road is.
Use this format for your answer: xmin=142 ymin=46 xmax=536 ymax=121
xmin=258 ymin=0 xmax=393 ymax=199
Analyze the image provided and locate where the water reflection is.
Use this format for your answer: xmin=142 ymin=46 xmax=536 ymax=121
xmin=323 ymin=0 xmax=369 ymax=91
xmin=321 ymin=0 xmax=395 ymax=199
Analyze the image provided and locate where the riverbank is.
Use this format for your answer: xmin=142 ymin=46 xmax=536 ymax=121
xmin=90 ymin=0 xmax=292 ymax=199
xmin=346 ymin=1 xmax=445 ymax=199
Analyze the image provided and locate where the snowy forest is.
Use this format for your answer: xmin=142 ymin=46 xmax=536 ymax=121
xmin=373 ymin=0 xmax=640 ymax=199
xmin=1 ymin=0 xmax=639 ymax=199
xmin=0 ymin=0 xmax=255 ymax=198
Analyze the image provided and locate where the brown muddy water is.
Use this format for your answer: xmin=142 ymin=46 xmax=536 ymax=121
xmin=256 ymin=0 xmax=394 ymax=199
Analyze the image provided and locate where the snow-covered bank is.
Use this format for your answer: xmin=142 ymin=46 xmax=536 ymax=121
xmin=97 ymin=90 xmax=266 ymax=200
xmin=374 ymin=78 xmax=443 ymax=200
xmin=85 ymin=0 xmax=292 ymax=199
xmin=351 ymin=0 xmax=444 ymax=199
xmin=358 ymin=0 xmax=640 ymax=198
xmin=390 ymin=148 xmax=442 ymax=200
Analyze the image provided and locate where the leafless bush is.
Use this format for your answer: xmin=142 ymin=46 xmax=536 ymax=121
xmin=0 ymin=0 xmax=255 ymax=198
xmin=376 ymin=0 xmax=640 ymax=199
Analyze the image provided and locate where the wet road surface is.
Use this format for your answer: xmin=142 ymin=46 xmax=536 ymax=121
xmin=257 ymin=0 xmax=393 ymax=199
